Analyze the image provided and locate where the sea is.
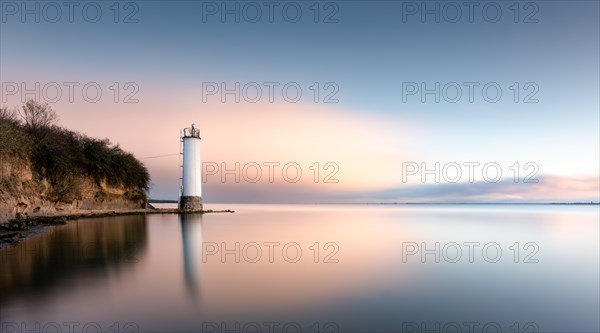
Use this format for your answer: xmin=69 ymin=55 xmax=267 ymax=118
xmin=0 ymin=204 xmax=598 ymax=333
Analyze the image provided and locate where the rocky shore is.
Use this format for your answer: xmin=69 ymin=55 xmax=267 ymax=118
xmin=0 ymin=207 xmax=234 ymax=247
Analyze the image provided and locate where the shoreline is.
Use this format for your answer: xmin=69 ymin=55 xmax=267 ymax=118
xmin=0 ymin=207 xmax=234 ymax=247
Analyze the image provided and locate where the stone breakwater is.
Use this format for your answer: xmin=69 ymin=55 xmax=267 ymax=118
xmin=0 ymin=208 xmax=234 ymax=247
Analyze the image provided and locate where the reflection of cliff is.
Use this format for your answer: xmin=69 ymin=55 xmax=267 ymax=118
xmin=0 ymin=215 xmax=147 ymax=302
xmin=180 ymin=214 xmax=203 ymax=297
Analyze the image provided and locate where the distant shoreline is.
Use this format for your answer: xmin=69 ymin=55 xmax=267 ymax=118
xmin=149 ymin=200 xmax=600 ymax=205
xmin=149 ymin=202 xmax=600 ymax=205
xmin=313 ymin=202 xmax=600 ymax=205
xmin=371 ymin=202 xmax=600 ymax=205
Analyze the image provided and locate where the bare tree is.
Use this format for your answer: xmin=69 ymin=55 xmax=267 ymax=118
xmin=0 ymin=107 xmax=19 ymax=154
xmin=19 ymin=100 xmax=58 ymax=129
xmin=0 ymin=105 xmax=31 ymax=158
xmin=0 ymin=106 xmax=18 ymax=122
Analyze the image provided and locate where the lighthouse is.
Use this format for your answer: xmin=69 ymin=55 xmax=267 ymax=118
xmin=179 ymin=124 xmax=203 ymax=211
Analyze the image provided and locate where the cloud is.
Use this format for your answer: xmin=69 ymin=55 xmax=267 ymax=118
xmin=359 ymin=175 xmax=600 ymax=203
xmin=7 ymin=92 xmax=595 ymax=204
xmin=137 ymin=99 xmax=420 ymax=200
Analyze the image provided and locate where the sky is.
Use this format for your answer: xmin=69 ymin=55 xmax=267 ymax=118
xmin=1 ymin=0 xmax=598 ymax=203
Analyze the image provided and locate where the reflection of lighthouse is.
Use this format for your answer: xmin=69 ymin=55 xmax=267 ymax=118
xmin=180 ymin=213 xmax=203 ymax=296
xmin=179 ymin=124 xmax=203 ymax=211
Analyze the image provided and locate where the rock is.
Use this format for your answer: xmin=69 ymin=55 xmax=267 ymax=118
xmin=50 ymin=217 xmax=67 ymax=225
xmin=16 ymin=202 xmax=28 ymax=211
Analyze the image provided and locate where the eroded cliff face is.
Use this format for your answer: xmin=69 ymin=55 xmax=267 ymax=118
xmin=0 ymin=156 xmax=147 ymax=222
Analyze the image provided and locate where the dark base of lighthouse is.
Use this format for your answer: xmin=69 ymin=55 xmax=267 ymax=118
xmin=179 ymin=196 xmax=203 ymax=211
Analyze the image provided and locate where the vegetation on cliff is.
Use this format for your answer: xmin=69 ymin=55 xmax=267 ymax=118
xmin=0 ymin=100 xmax=150 ymax=202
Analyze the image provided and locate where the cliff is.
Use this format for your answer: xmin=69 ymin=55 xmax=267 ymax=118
xmin=0 ymin=101 xmax=149 ymax=223
xmin=0 ymin=156 xmax=147 ymax=222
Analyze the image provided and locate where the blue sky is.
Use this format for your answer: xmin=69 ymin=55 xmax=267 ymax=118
xmin=1 ymin=1 xmax=598 ymax=202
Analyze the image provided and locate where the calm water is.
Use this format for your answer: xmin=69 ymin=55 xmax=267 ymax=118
xmin=0 ymin=204 xmax=598 ymax=333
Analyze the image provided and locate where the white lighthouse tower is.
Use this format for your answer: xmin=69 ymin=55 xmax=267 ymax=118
xmin=179 ymin=124 xmax=203 ymax=211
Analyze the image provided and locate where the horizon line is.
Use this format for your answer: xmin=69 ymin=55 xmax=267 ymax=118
xmin=148 ymin=200 xmax=600 ymax=205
